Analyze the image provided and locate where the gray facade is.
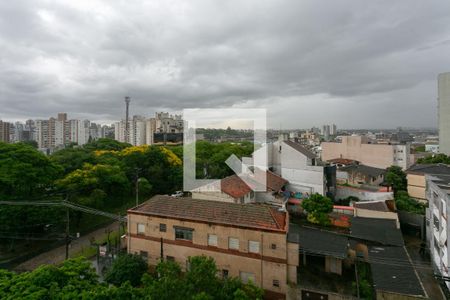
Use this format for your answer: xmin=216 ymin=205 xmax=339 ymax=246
xmin=438 ymin=72 xmax=450 ymax=155
xmin=426 ymin=174 xmax=450 ymax=290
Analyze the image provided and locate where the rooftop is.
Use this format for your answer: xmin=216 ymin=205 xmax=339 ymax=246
xmin=406 ymin=163 xmax=450 ymax=176
xmin=350 ymin=217 xmax=403 ymax=246
xmin=284 ymin=140 xmax=316 ymax=159
xmin=353 ymin=200 xmax=391 ymax=212
xmin=369 ymin=246 xmax=426 ymax=297
xmin=129 ymin=195 xmax=288 ymax=232
xmin=220 ymin=170 xmax=288 ymax=198
xmin=288 ymin=223 xmax=348 ymax=259
xmin=339 ymin=164 xmax=386 ymax=177
xmin=327 ymin=158 xmax=359 ymax=165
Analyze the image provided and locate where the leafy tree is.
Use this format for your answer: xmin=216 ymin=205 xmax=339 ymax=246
xmin=57 ymin=163 xmax=130 ymax=206
xmin=19 ymin=140 xmax=38 ymax=149
xmin=0 ymin=256 xmax=264 ymax=299
xmin=301 ymin=193 xmax=333 ymax=225
xmin=105 ymin=253 xmax=148 ymax=287
xmin=417 ymin=153 xmax=450 ymax=164
xmin=0 ymin=142 xmax=62 ymax=199
xmin=385 ymin=166 xmax=407 ymax=195
xmin=185 ymin=256 xmax=221 ymax=296
xmin=395 ymin=191 xmax=426 ymax=215
xmin=51 ymin=148 xmax=96 ymax=174
xmin=84 ymin=138 xmax=131 ymax=151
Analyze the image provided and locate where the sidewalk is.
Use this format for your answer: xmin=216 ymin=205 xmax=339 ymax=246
xmin=404 ymin=234 xmax=446 ymax=300
xmin=14 ymin=221 xmax=120 ymax=271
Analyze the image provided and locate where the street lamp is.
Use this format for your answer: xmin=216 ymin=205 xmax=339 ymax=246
xmin=136 ymin=177 xmax=143 ymax=207
xmin=135 ymin=168 xmax=142 ymax=207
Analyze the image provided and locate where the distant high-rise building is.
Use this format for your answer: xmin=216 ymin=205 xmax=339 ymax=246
xmin=330 ymin=124 xmax=337 ymax=136
xmin=114 ymin=112 xmax=183 ymax=146
xmin=0 ymin=120 xmax=11 ymax=143
xmin=439 ymin=72 xmax=450 ymax=155
xmin=322 ymin=125 xmax=330 ymax=141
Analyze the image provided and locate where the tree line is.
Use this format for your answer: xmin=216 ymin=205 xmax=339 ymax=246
xmin=0 ymin=255 xmax=264 ymax=300
xmin=0 ymin=139 xmax=253 ymax=248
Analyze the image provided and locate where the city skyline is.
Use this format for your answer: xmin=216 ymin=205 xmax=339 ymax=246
xmin=1 ymin=1 xmax=450 ymax=128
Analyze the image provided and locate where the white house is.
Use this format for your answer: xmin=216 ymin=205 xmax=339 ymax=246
xmin=243 ymin=137 xmax=334 ymax=197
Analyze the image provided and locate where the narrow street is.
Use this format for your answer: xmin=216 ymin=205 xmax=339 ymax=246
xmin=14 ymin=221 xmax=121 ymax=271
xmin=403 ymin=234 xmax=446 ymax=300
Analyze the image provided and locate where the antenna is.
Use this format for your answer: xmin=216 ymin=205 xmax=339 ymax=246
xmin=125 ymin=97 xmax=131 ymax=143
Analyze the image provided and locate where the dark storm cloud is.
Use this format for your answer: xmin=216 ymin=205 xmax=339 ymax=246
xmin=0 ymin=0 xmax=449 ymax=128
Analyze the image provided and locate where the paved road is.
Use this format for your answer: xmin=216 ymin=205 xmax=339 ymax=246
xmin=14 ymin=222 xmax=121 ymax=271
xmin=404 ymin=234 xmax=446 ymax=300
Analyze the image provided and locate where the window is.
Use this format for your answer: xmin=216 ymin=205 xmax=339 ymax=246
xmin=248 ymin=241 xmax=260 ymax=253
xmin=229 ymin=237 xmax=239 ymax=250
xmin=273 ymin=279 xmax=280 ymax=287
xmin=166 ymin=256 xmax=175 ymax=261
xmin=240 ymin=271 xmax=255 ymax=284
xmin=208 ymin=234 xmax=218 ymax=246
xmin=175 ymin=227 xmax=193 ymax=241
xmin=271 ymin=243 xmax=277 ymax=250
xmin=140 ymin=250 xmax=148 ymax=261
xmin=222 ymin=269 xmax=229 ymax=279
xmin=137 ymin=223 xmax=145 ymax=235
xmin=159 ymin=223 xmax=167 ymax=232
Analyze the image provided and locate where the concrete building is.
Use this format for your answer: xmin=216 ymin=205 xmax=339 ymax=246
xmin=243 ymin=138 xmax=335 ymax=197
xmin=0 ymin=120 xmax=11 ymax=143
xmin=426 ymin=174 xmax=450 ymax=291
xmin=322 ymin=124 xmax=330 ymax=141
xmin=330 ymin=124 xmax=337 ymax=136
xmin=337 ymin=164 xmax=386 ymax=186
xmin=127 ymin=195 xmax=299 ymax=299
xmin=115 ymin=112 xmax=183 ymax=146
xmin=406 ymin=164 xmax=450 ymax=203
xmin=35 ymin=118 xmax=55 ymax=149
xmin=439 ymin=72 xmax=450 ymax=155
xmin=322 ymin=135 xmax=410 ymax=170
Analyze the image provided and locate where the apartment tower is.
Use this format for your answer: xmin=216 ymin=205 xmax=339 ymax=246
xmin=439 ymin=72 xmax=450 ymax=155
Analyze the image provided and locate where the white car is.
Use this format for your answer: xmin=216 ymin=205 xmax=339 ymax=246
xmin=171 ymin=191 xmax=183 ymax=197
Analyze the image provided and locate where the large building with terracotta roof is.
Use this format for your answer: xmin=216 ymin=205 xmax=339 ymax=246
xmin=127 ymin=195 xmax=299 ymax=299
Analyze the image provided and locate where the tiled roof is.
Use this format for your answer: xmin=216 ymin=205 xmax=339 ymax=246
xmin=129 ymin=195 xmax=287 ymax=232
xmin=369 ymin=246 xmax=425 ymax=297
xmin=353 ymin=200 xmax=390 ymax=212
xmin=283 ymin=140 xmax=316 ymax=159
xmin=406 ymin=163 xmax=450 ymax=175
xmin=340 ymin=164 xmax=386 ymax=177
xmin=350 ymin=217 xmax=403 ymax=246
xmin=261 ymin=170 xmax=288 ymax=191
xmin=220 ymin=170 xmax=288 ymax=198
xmin=221 ymin=174 xmax=253 ymax=198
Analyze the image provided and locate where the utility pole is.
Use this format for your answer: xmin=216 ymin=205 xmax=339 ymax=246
xmin=135 ymin=168 xmax=140 ymax=207
xmin=65 ymin=208 xmax=70 ymax=260
xmin=355 ymin=259 xmax=360 ymax=299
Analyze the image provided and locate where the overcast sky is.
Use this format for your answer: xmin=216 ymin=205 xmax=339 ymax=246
xmin=1 ymin=0 xmax=449 ymax=129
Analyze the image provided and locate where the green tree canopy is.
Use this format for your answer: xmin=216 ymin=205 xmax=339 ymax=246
xmin=417 ymin=153 xmax=450 ymax=164
xmin=0 ymin=142 xmax=62 ymax=199
xmin=385 ymin=166 xmax=407 ymax=195
xmin=0 ymin=256 xmax=264 ymax=299
xmin=105 ymin=253 xmax=148 ymax=287
xmin=301 ymin=193 xmax=333 ymax=225
xmin=395 ymin=191 xmax=426 ymax=215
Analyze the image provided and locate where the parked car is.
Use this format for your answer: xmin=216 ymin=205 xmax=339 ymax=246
xmin=171 ymin=191 xmax=183 ymax=197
